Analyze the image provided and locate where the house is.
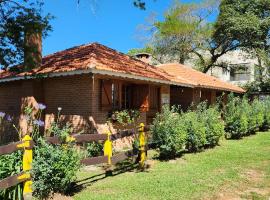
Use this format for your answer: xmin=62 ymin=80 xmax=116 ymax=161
xmin=0 ymin=43 xmax=244 ymax=144
xmin=158 ymin=63 xmax=245 ymax=110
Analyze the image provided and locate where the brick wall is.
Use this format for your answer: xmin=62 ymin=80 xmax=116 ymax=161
xmin=43 ymin=74 xmax=96 ymax=134
xmin=0 ymin=74 xmax=168 ymax=143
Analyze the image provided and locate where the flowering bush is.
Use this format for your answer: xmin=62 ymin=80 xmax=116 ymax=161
xmin=0 ymin=104 xmax=83 ymax=199
xmin=32 ymin=139 xmax=81 ymax=199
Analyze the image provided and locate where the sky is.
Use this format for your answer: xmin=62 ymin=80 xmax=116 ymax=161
xmin=42 ymin=0 xmax=217 ymax=56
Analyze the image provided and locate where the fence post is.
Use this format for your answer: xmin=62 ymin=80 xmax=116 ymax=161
xmin=139 ymin=123 xmax=146 ymax=168
xmin=22 ymin=135 xmax=33 ymax=200
xmin=104 ymin=131 xmax=112 ymax=176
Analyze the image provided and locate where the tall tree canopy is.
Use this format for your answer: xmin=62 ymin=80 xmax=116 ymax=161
xmin=0 ymin=0 xmax=52 ymax=69
xmin=0 ymin=0 xmax=148 ymax=69
xmin=131 ymin=0 xmax=270 ymax=74
xmin=214 ymin=0 xmax=270 ymax=80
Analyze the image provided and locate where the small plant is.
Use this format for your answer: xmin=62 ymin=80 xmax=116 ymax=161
xmin=86 ymin=142 xmax=103 ymax=157
xmin=151 ymin=105 xmax=186 ymax=159
xmin=111 ymin=109 xmax=140 ymax=126
xmin=32 ymin=138 xmax=81 ymax=199
xmin=20 ymin=103 xmax=46 ymax=142
xmin=0 ymin=151 xmax=23 ymax=200
xmin=47 ymin=107 xmax=73 ymax=143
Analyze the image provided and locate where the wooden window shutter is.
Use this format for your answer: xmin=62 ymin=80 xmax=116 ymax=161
xmin=132 ymin=85 xmax=149 ymax=112
xmin=101 ymin=80 xmax=112 ymax=108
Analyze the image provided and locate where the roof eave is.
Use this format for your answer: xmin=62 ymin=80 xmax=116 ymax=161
xmin=0 ymin=68 xmax=194 ymax=88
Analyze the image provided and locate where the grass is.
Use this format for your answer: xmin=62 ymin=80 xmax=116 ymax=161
xmin=73 ymin=132 xmax=270 ymax=200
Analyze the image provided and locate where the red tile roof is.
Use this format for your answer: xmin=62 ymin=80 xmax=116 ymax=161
xmin=158 ymin=63 xmax=245 ymax=93
xmin=0 ymin=43 xmax=173 ymax=83
xmin=0 ymin=43 xmax=245 ymax=93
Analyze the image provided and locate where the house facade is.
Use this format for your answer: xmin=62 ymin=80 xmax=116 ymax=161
xmin=0 ymin=43 xmax=244 ymax=144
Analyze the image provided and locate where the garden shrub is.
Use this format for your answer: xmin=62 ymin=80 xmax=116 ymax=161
xmin=86 ymin=142 xmax=103 ymax=157
xmin=251 ymin=99 xmax=265 ymax=131
xmin=32 ymin=139 xmax=81 ymax=199
xmin=241 ymin=97 xmax=256 ymax=135
xmin=224 ymin=94 xmax=248 ymax=139
xmin=182 ymin=111 xmax=206 ymax=152
xmin=0 ymin=151 xmax=23 ymax=200
xmin=197 ymin=103 xmax=225 ymax=147
xmin=263 ymin=97 xmax=270 ymax=128
xmin=151 ymin=106 xmax=186 ymax=159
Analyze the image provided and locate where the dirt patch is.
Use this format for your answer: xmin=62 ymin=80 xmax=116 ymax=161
xmin=209 ymin=169 xmax=270 ymax=200
xmin=49 ymin=193 xmax=73 ymax=200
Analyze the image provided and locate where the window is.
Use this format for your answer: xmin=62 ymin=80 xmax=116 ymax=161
xmin=101 ymin=80 xmax=120 ymax=110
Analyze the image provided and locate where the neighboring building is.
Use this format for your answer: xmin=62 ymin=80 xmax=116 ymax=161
xmin=0 ymin=43 xmax=244 ymax=144
xmin=204 ymin=50 xmax=258 ymax=86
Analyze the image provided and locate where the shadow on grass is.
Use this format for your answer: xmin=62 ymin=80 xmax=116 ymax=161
xmin=67 ymin=159 xmax=145 ymax=196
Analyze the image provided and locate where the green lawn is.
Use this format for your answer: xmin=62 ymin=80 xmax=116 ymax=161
xmin=73 ymin=132 xmax=270 ymax=200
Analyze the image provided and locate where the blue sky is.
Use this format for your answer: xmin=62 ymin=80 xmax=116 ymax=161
xmin=43 ymin=0 xmax=216 ymax=56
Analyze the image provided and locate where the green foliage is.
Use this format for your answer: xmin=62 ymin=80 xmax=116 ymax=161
xmin=242 ymin=98 xmax=256 ymax=134
xmin=150 ymin=0 xmax=218 ymax=64
xmin=0 ymin=0 xmax=53 ymax=69
xmin=32 ymin=139 xmax=81 ymax=199
xmin=111 ymin=109 xmax=140 ymax=126
xmin=216 ymin=0 xmax=270 ymax=51
xmin=214 ymin=0 xmax=270 ymax=75
xmin=263 ymin=97 xmax=270 ymax=128
xmin=251 ymin=99 xmax=265 ymax=131
xmin=127 ymin=46 xmax=153 ymax=56
xmin=197 ymin=103 xmax=225 ymax=147
xmin=183 ymin=111 xmax=206 ymax=152
xmin=151 ymin=106 xmax=186 ymax=159
xmin=0 ymin=151 xmax=23 ymax=200
xmin=224 ymin=94 xmax=248 ymax=139
xmin=48 ymin=122 xmax=73 ymax=143
xmin=86 ymin=142 xmax=103 ymax=157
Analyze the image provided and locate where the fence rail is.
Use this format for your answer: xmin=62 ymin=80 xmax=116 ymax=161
xmin=0 ymin=123 xmax=148 ymax=199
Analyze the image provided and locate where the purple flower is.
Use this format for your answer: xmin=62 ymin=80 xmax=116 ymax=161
xmin=37 ymin=103 xmax=46 ymax=110
xmin=33 ymin=120 xmax=45 ymax=127
xmin=0 ymin=112 xmax=5 ymax=118
xmin=6 ymin=115 xmax=12 ymax=122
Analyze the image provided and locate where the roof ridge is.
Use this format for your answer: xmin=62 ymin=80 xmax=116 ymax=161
xmin=43 ymin=42 xmax=96 ymax=59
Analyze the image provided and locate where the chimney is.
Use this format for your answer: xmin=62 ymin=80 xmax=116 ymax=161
xmin=134 ymin=53 xmax=152 ymax=64
xmin=24 ymin=28 xmax=42 ymax=71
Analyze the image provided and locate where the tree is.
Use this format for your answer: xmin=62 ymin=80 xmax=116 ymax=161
xmin=211 ymin=0 xmax=270 ymax=75
xmin=133 ymin=0 xmax=270 ymax=74
xmin=148 ymin=0 xmax=219 ymax=65
xmin=0 ymin=0 xmax=52 ymax=69
xmin=0 ymin=0 xmax=149 ymax=70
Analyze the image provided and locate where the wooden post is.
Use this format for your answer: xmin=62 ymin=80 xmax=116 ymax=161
xmin=104 ymin=131 xmax=112 ymax=176
xmin=21 ymin=135 xmax=33 ymax=200
xmin=139 ymin=123 xmax=146 ymax=168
